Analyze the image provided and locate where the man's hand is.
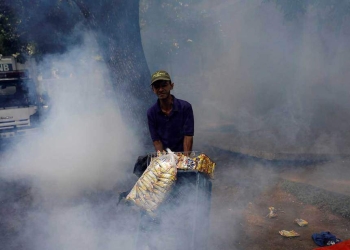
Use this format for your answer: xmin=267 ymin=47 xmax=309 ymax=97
xmin=183 ymin=136 xmax=193 ymax=155
xmin=153 ymin=140 xmax=164 ymax=152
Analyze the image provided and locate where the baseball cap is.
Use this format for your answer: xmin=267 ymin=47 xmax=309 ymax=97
xmin=151 ymin=70 xmax=171 ymax=85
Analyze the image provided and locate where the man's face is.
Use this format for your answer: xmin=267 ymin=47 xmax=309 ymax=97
xmin=152 ymin=80 xmax=173 ymax=100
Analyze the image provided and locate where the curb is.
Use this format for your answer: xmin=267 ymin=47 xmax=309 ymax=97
xmin=280 ymin=179 xmax=350 ymax=218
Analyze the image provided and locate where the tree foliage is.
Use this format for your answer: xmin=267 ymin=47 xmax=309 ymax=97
xmin=0 ymin=0 xmax=83 ymax=59
xmin=0 ymin=2 xmax=25 ymax=59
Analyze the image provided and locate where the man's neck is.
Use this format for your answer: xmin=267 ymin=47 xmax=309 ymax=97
xmin=159 ymin=95 xmax=173 ymax=113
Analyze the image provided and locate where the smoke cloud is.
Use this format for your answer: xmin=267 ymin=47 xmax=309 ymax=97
xmin=140 ymin=1 xmax=350 ymax=248
xmin=2 ymin=34 xmax=140 ymax=200
xmin=0 ymin=34 xmax=142 ymax=249
xmin=141 ymin=0 xmax=350 ymax=155
xmin=1 ymin=0 xmax=350 ymax=249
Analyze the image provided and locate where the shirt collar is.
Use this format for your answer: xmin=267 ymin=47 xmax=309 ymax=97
xmin=156 ymin=95 xmax=179 ymax=113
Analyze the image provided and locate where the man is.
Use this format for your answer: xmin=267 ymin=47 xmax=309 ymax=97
xmin=147 ymin=70 xmax=194 ymax=153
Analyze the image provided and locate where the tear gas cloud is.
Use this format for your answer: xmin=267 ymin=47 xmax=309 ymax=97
xmin=1 ymin=35 xmax=141 ymax=200
xmin=140 ymin=1 xmax=350 ymax=248
xmin=0 ymin=35 xmax=142 ymax=249
xmin=1 ymin=0 xmax=350 ymax=249
xmin=141 ymin=0 xmax=350 ymax=155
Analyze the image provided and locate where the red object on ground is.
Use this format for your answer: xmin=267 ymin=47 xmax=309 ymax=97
xmin=313 ymin=240 xmax=350 ymax=250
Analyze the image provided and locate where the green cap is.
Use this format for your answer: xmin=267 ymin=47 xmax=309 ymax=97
xmin=151 ymin=70 xmax=171 ymax=85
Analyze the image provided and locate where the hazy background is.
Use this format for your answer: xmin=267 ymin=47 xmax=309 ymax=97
xmin=141 ymin=0 xmax=350 ymax=155
xmin=0 ymin=0 xmax=350 ymax=249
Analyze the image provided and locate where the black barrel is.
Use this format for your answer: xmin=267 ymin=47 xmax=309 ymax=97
xmin=135 ymin=170 xmax=212 ymax=250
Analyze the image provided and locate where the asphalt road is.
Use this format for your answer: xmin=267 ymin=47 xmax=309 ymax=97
xmin=1 ymin=146 xmax=349 ymax=250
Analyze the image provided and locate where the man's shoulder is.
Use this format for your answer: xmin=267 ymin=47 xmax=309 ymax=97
xmin=174 ymin=97 xmax=192 ymax=109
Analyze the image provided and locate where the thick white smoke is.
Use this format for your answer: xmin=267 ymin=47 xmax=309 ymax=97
xmin=140 ymin=1 xmax=350 ymax=249
xmin=0 ymin=34 xmax=141 ymax=249
xmin=1 ymin=1 xmax=350 ymax=249
xmin=141 ymin=0 xmax=350 ymax=155
xmin=1 ymin=34 xmax=141 ymax=200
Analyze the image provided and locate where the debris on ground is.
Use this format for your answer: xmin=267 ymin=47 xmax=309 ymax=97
xmin=295 ymin=218 xmax=308 ymax=227
xmin=312 ymin=231 xmax=342 ymax=247
xmin=279 ymin=230 xmax=300 ymax=237
xmin=208 ymin=151 xmax=350 ymax=250
xmin=267 ymin=206 xmax=278 ymax=218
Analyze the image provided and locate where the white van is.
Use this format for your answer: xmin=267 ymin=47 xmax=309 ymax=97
xmin=0 ymin=57 xmax=43 ymax=139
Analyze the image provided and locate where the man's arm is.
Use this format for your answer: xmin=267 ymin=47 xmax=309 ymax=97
xmin=148 ymin=110 xmax=163 ymax=152
xmin=153 ymin=140 xmax=164 ymax=152
xmin=183 ymin=136 xmax=193 ymax=154
xmin=183 ymin=103 xmax=194 ymax=154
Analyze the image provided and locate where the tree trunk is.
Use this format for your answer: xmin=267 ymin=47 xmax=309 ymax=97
xmin=73 ymin=0 xmax=154 ymax=140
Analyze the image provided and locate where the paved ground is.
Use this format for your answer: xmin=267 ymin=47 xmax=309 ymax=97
xmin=207 ymin=148 xmax=350 ymax=249
xmin=1 ymin=145 xmax=350 ymax=250
xmin=279 ymin=158 xmax=350 ymax=197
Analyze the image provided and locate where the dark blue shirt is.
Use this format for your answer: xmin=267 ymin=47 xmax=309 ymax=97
xmin=147 ymin=95 xmax=194 ymax=152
